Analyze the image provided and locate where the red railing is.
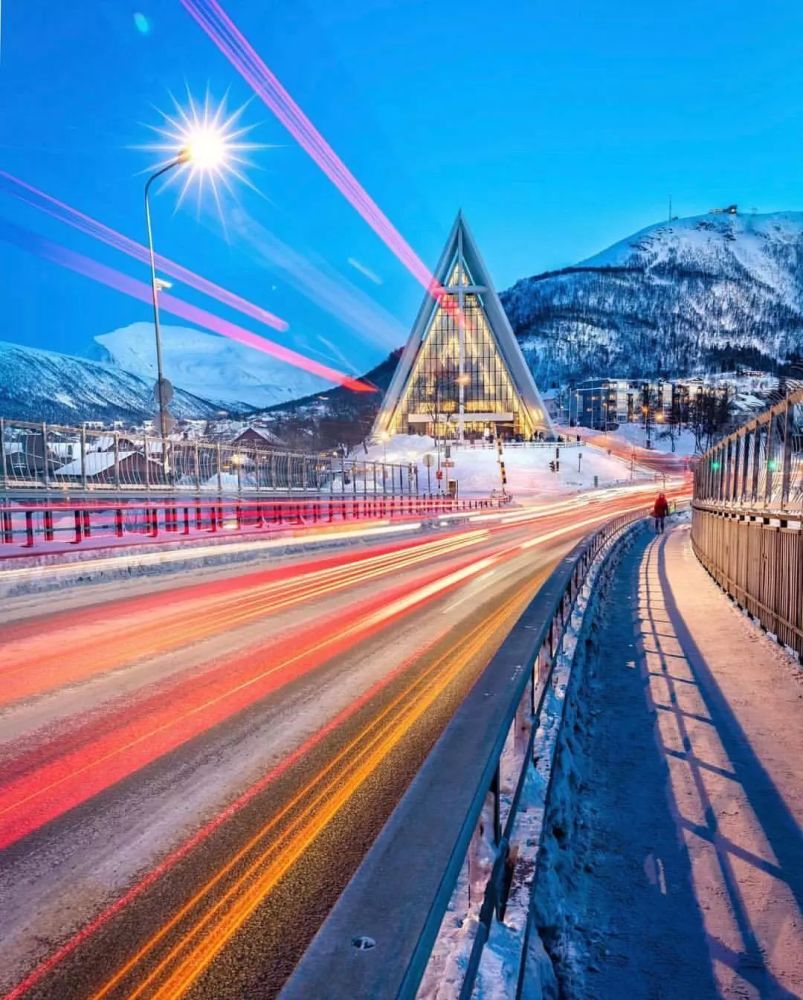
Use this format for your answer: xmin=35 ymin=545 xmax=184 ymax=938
xmin=0 ymin=494 xmax=505 ymax=555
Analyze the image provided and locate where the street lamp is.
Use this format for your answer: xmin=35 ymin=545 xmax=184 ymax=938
xmin=144 ymin=125 xmax=230 ymax=438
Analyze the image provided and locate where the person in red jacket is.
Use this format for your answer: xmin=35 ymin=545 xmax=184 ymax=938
xmin=653 ymin=492 xmax=670 ymax=533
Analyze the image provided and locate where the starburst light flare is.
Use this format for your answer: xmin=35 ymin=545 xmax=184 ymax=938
xmin=143 ymin=89 xmax=263 ymax=212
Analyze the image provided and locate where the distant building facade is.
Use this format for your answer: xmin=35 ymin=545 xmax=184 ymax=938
xmin=373 ymin=213 xmax=554 ymax=442
xmin=569 ymin=376 xmax=737 ymax=430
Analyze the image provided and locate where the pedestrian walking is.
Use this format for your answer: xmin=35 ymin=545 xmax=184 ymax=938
xmin=652 ymin=492 xmax=669 ymax=533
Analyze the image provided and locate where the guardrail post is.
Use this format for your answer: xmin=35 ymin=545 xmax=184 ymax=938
xmin=2 ymin=505 xmax=12 ymax=543
xmin=751 ymin=427 xmax=762 ymax=504
xmin=765 ymin=412 xmax=776 ymax=506
xmin=217 ymin=443 xmax=223 ymax=493
xmin=80 ymin=426 xmax=88 ymax=491
xmin=781 ymin=398 xmax=792 ymax=510
xmin=44 ymin=508 xmax=54 ymax=541
xmin=72 ymin=509 xmax=82 ymax=544
xmin=115 ymin=508 xmax=124 ymax=537
xmin=24 ymin=510 xmax=34 ymax=547
xmin=42 ymin=422 xmax=50 ymax=488
xmin=0 ymin=417 xmax=7 ymax=493
xmin=738 ymin=429 xmax=749 ymax=503
xmin=112 ymin=432 xmax=120 ymax=490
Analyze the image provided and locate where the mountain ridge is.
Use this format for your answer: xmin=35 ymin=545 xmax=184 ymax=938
xmin=0 ymin=339 xmax=228 ymax=425
xmin=501 ymin=210 xmax=803 ymax=385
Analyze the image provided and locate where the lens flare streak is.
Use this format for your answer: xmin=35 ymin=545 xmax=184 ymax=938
xmin=0 ymin=217 xmax=372 ymax=391
xmin=0 ymin=170 xmax=288 ymax=332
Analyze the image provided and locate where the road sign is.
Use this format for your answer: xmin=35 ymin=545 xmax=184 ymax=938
xmin=154 ymin=378 xmax=174 ymax=408
xmin=442 ymin=460 xmax=455 ymax=468
xmin=423 ymin=453 xmax=435 ymax=468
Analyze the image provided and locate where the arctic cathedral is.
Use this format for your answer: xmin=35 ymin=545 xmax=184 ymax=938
xmin=373 ymin=213 xmax=554 ymax=442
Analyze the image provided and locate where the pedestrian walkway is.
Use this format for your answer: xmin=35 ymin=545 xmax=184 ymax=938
xmin=558 ymin=519 xmax=803 ymax=1000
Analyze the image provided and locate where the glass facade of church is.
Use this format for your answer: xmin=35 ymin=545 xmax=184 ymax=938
xmin=389 ymin=262 xmax=536 ymax=440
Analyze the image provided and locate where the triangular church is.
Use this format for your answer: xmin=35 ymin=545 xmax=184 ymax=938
xmin=373 ymin=213 xmax=554 ymax=442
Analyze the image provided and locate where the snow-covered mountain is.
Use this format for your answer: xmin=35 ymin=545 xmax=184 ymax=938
xmin=501 ymin=211 xmax=803 ymax=384
xmin=94 ymin=323 xmax=328 ymax=409
xmin=0 ymin=340 xmax=223 ymax=425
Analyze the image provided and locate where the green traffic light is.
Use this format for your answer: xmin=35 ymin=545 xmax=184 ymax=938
xmin=711 ymin=461 xmax=721 ymax=470
xmin=767 ymin=459 xmax=777 ymax=471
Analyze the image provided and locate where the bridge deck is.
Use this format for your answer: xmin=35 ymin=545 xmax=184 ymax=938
xmin=550 ymin=520 xmax=803 ymax=999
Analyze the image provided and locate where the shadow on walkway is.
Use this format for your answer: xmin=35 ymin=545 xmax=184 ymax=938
xmin=562 ymin=522 xmax=802 ymax=999
xmin=638 ymin=526 xmax=802 ymax=998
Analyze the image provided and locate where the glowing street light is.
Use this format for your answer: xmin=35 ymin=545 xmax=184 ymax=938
xmin=143 ymin=97 xmax=253 ymax=439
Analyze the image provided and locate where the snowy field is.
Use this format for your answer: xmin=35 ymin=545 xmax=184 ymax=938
xmin=597 ymin=422 xmax=698 ymax=456
xmin=358 ymin=434 xmax=661 ymax=499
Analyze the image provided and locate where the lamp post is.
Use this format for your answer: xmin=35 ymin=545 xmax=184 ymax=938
xmin=145 ymin=121 xmax=230 ymax=439
xmin=144 ymin=152 xmax=191 ymax=440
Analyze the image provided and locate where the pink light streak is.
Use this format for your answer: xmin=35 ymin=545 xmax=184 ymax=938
xmin=2 ymin=220 xmax=372 ymax=392
xmin=179 ymin=0 xmax=450 ymax=307
xmin=0 ymin=170 xmax=288 ymax=333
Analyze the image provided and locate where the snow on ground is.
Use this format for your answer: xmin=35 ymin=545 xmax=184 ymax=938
xmin=576 ymin=423 xmax=698 ymax=457
xmin=534 ymin=520 xmax=803 ymax=999
xmin=609 ymin=423 xmax=698 ymax=456
xmin=357 ymin=435 xmax=653 ymax=499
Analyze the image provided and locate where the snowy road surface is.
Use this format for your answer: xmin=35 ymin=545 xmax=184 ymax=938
xmin=545 ymin=521 xmax=802 ymax=999
xmin=0 ymin=484 xmax=683 ymax=1000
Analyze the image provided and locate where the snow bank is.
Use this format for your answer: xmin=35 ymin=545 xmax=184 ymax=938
xmin=356 ymin=435 xmax=646 ymax=499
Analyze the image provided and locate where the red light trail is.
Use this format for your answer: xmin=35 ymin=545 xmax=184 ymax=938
xmin=179 ymin=0 xmax=449 ymax=303
xmin=0 ymin=486 xmax=690 ymax=998
xmin=0 ymin=217 xmax=372 ymax=392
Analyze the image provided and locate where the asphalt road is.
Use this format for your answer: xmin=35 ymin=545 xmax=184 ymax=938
xmin=0 ymin=483 xmax=687 ymax=1000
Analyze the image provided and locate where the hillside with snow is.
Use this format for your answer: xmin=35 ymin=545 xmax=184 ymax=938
xmin=501 ymin=211 xmax=803 ymax=384
xmin=0 ymin=340 xmax=223 ymax=425
xmin=94 ymin=323 xmax=328 ymax=410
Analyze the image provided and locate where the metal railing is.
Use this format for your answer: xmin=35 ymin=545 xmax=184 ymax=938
xmin=692 ymin=389 xmax=803 ymax=658
xmin=0 ymin=494 xmax=503 ymax=554
xmin=281 ymin=508 xmax=648 ymax=1000
xmin=693 ymin=389 xmax=803 ymax=511
xmin=0 ymin=418 xmax=416 ymax=497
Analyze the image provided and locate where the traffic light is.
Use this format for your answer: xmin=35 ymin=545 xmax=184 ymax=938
xmin=549 ymin=460 xmax=556 ymax=473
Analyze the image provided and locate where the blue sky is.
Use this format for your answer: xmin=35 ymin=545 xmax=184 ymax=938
xmin=1 ymin=0 xmax=801 ymax=378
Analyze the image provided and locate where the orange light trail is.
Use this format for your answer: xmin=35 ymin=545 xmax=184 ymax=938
xmin=0 ymin=486 xmax=692 ymax=999
xmin=91 ymin=582 xmax=536 ymax=1000
xmin=0 ymin=534 xmax=508 ymax=849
